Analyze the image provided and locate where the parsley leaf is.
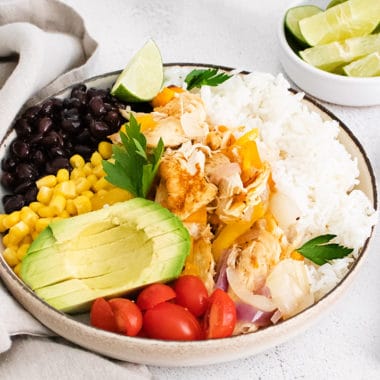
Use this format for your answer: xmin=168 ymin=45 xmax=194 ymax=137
xmin=185 ymin=68 xmax=232 ymax=90
xmin=297 ymin=234 xmax=353 ymax=265
xmin=102 ymin=114 xmax=164 ymax=198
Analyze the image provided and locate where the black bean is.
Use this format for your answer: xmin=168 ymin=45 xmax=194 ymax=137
xmin=71 ymin=84 xmax=87 ymax=99
xmin=76 ymin=128 xmax=91 ymax=143
xmin=1 ymin=172 xmax=14 ymax=189
xmin=11 ymin=140 xmax=30 ymax=159
xmin=16 ymin=163 xmax=38 ymax=181
xmin=74 ymin=144 xmax=92 ymax=159
xmin=31 ymin=150 xmax=46 ymax=167
xmin=14 ymin=180 xmax=34 ymax=194
xmin=14 ymin=119 xmax=32 ymax=139
xmin=40 ymin=99 xmax=55 ymax=115
xmin=89 ymin=96 xmax=107 ymax=117
xmin=49 ymin=146 xmax=65 ymax=158
xmin=30 ymin=133 xmax=44 ymax=144
xmin=51 ymin=157 xmax=70 ymax=171
xmin=23 ymin=106 xmax=41 ymax=120
xmin=24 ymin=186 xmax=38 ymax=204
xmin=38 ymin=117 xmax=53 ymax=134
xmin=89 ymin=120 xmax=110 ymax=139
xmin=1 ymin=157 xmax=18 ymax=172
xmin=104 ymin=110 xmax=121 ymax=129
xmin=4 ymin=195 xmax=25 ymax=213
xmin=42 ymin=131 xmax=63 ymax=146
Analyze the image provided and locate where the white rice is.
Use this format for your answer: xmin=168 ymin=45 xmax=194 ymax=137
xmin=164 ymin=67 xmax=378 ymax=299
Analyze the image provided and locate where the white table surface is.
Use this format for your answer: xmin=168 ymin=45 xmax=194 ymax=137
xmin=4 ymin=0 xmax=380 ymax=378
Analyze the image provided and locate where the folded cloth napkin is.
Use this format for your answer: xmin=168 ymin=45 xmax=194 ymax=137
xmin=0 ymin=1 xmax=150 ymax=377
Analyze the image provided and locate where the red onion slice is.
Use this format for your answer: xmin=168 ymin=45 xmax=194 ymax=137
xmin=236 ymin=302 xmax=275 ymax=327
xmin=226 ymin=267 xmax=276 ymax=312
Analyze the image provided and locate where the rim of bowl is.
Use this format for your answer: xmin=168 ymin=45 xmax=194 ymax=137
xmin=0 ymin=64 xmax=378 ymax=353
xmin=277 ymin=2 xmax=380 ymax=84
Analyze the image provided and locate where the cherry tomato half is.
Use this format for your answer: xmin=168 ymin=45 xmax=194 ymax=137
xmin=143 ymin=302 xmax=203 ymax=341
xmin=136 ymin=283 xmax=176 ymax=311
xmin=90 ymin=298 xmax=118 ymax=333
xmin=174 ymin=275 xmax=209 ymax=317
xmin=108 ymin=298 xmax=143 ymax=337
xmin=204 ymin=289 xmax=237 ymax=339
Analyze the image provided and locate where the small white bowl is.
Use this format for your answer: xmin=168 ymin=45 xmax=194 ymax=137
xmin=277 ymin=2 xmax=380 ymax=107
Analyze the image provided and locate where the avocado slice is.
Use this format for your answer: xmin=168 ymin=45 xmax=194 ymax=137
xmin=21 ymin=198 xmax=190 ymax=313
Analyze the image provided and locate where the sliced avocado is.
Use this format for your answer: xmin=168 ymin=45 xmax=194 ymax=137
xmin=21 ymin=198 xmax=190 ymax=313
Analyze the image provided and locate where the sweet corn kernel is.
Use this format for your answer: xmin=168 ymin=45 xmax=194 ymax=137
xmin=0 ymin=214 xmax=8 ymax=233
xmin=98 ymin=141 xmax=113 ymax=159
xmin=49 ymin=194 xmax=66 ymax=215
xmin=8 ymin=221 xmax=30 ymax=244
xmin=35 ymin=218 xmax=51 ymax=232
xmin=90 ymin=151 xmax=103 ymax=167
xmin=86 ymin=174 xmax=98 ymax=186
xmin=20 ymin=207 xmax=38 ymax=227
xmin=36 ymin=175 xmax=57 ymax=189
xmin=56 ymin=168 xmax=70 ymax=182
xmin=83 ymin=162 xmax=93 ymax=176
xmin=93 ymin=165 xmax=105 ymax=178
xmin=75 ymin=177 xmax=92 ymax=194
xmin=70 ymin=167 xmax=85 ymax=180
xmin=37 ymin=186 xmax=53 ymax=205
xmin=2 ymin=233 xmax=10 ymax=246
xmin=29 ymin=202 xmax=43 ymax=213
xmin=82 ymin=190 xmax=94 ymax=199
xmin=54 ymin=180 xmax=76 ymax=199
xmin=20 ymin=235 xmax=33 ymax=245
xmin=58 ymin=210 xmax=70 ymax=219
xmin=3 ymin=247 xmax=19 ymax=267
xmin=70 ymin=154 xmax=85 ymax=169
xmin=32 ymin=230 xmax=40 ymax=240
xmin=13 ymin=262 xmax=22 ymax=276
xmin=73 ymin=195 xmax=92 ymax=215
xmin=65 ymin=199 xmax=77 ymax=215
xmin=37 ymin=206 xmax=56 ymax=218
xmin=92 ymin=177 xmax=109 ymax=192
xmin=2 ymin=211 xmax=21 ymax=230
xmin=16 ymin=243 xmax=30 ymax=261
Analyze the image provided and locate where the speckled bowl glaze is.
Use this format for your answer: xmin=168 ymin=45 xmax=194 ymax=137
xmin=278 ymin=1 xmax=380 ymax=106
xmin=0 ymin=65 xmax=377 ymax=366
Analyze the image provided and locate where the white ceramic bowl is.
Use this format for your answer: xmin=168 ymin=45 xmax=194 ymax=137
xmin=0 ymin=66 xmax=377 ymax=366
xmin=277 ymin=1 xmax=380 ymax=106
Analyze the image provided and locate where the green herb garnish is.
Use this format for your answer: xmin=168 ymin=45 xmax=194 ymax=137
xmin=102 ymin=114 xmax=164 ymax=198
xmin=185 ymin=68 xmax=232 ymax=90
xmin=297 ymin=234 xmax=353 ymax=265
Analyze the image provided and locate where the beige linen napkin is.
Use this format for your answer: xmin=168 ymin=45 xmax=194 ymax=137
xmin=0 ymin=1 xmax=151 ymax=378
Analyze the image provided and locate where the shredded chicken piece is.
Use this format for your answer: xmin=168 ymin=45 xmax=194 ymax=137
xmin=155 ymin=144 xmax=217 ymax=220
xmin=182 ymin=224 xmax=215 ymax=293
xmin=114 ymin=92 xmax=210 ymax=148
xmin=227 ymin=220 xmax=282 ymax=292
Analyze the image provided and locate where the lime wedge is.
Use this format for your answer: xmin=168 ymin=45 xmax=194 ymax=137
xmin=111 ymin=40 xmax=163 ymax=102
xmin=326 ymin=0 xmax=347 ymax=9
xmin=299 ymin=0 xmax=380 ymax=46
xmin=299 ymin=33 xmax=380 ymax=72
xmin=284 ymin=5 xmax=322 ymax=45
xmin=343 ymin=52 xmax=380 ymax=76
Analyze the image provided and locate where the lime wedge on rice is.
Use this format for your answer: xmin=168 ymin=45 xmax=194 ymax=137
xmin=299 ymin=0 xmax=380 ymax=46
xmin=300 ymin=33 xmax=380 ymax=72
xmin=284 ymin=5 xmax=322 ymax=45
xmin=343 ymin=52 xmax=380 ymax=76
xmin=111 ymin=40 xmax=163 ymax=102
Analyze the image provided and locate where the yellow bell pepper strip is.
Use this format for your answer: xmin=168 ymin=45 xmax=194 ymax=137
xmin=212 ymin=201 xmax=266 ymax=263
xmin=183 ymin=206 xmax=208 ymax=224
xmin=151 ymin=86 xmax=184 ymax=108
